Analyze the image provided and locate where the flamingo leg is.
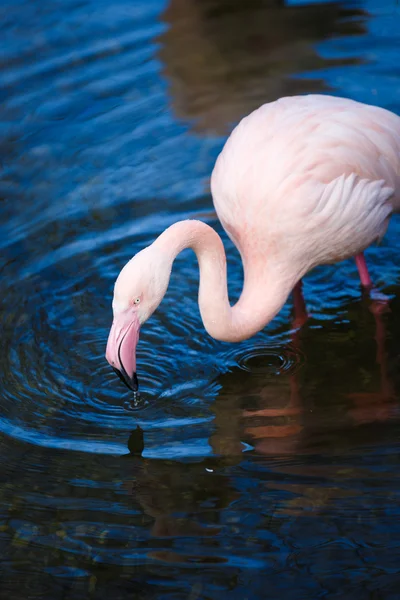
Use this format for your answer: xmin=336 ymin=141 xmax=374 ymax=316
xmin=348 ymin=301 xmax=395 ymax=424
xmin=355 ymin=253 xmax=373 ymax=288
xmin=355 ymin=253 xmax=391 ymax=312
xmin=292 ymin=280 xmax=308 ymax=329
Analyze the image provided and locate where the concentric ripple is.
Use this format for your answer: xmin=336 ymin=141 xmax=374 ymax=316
xmin=235 ymin=343 xmax=306 ymax=377
xmin=0 ymin=217 xmax=221 ymax=455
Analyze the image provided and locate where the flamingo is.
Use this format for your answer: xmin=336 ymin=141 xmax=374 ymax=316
xmin=106 ymin=94 xmax=400 ymax=392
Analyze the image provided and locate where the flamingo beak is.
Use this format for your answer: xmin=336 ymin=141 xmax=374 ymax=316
xmin=105 ymin=311 xmax=140 ymax=392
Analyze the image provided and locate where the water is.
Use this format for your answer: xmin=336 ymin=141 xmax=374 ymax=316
xmin=1 ymin=0 xmax=400 ymax=597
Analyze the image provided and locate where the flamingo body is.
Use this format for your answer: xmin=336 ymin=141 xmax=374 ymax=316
xmin=211 ymin=95 xmax=399 ymax=271
xmin=106 ymin=95 xmax=400 ymax=389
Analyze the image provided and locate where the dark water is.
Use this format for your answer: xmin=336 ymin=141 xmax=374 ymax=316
xmin=1 ymin=0 xmax=400 ymax=597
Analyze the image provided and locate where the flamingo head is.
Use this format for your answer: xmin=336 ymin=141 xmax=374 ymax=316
xmin=105 ymin=245 xmax=171 ymax=391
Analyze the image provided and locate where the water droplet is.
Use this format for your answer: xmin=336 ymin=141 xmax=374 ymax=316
xmin=123 ymin=391 xmax=145 ymax=411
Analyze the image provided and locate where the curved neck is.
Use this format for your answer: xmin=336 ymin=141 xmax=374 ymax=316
xmin=153 ymin=220 xmax=298 ymax=342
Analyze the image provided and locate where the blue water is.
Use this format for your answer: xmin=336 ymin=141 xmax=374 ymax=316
xmin=1 ymin=0 xmax=400 ymax=597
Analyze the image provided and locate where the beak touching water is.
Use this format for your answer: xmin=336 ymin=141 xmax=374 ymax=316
xmin=105 ymin=310 xmax=140 ymax=392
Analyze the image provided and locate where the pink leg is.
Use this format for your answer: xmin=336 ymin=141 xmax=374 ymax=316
xmin=355 ymin=253 xmax=391 ymax=312
xmin=292 ymin=280 xmax=308 ymax=330
xmin=355 ymin=253 xmax=373 ymax=288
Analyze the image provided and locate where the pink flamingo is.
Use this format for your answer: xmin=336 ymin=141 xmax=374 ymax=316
xmin=106 ymin=95 xmax=400 ymax=391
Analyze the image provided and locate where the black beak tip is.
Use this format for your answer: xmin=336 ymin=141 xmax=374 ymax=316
xmin=131 ymin=371 xmax=139 ymax=392
xmin=112 ymin=366 xmax=139 ymax=393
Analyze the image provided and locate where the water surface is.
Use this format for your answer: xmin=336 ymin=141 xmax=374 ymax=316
xmin=1 ymin=0 xmax=400 ymax=597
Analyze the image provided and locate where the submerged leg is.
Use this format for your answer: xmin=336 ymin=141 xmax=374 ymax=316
xmin=355 ymin=253 xmax=373 ymax=288
xmin=348 ymin=302 xmax=394 ymax=424
xmin=292 ymin=280 xmax=308 ymax=329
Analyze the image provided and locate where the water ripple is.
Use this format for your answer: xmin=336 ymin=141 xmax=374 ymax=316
xmin=235 ymin=343 xmax=306 ymax=377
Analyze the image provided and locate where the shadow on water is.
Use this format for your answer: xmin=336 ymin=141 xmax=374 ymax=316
xmin=0 ymin=0 xmax=400 ymax=596
xmin=159 ymin=0 xmax=367 ymax=133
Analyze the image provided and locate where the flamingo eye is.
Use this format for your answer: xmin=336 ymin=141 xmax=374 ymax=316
xmin=134 ymin=297 xmax=141 ymax=305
